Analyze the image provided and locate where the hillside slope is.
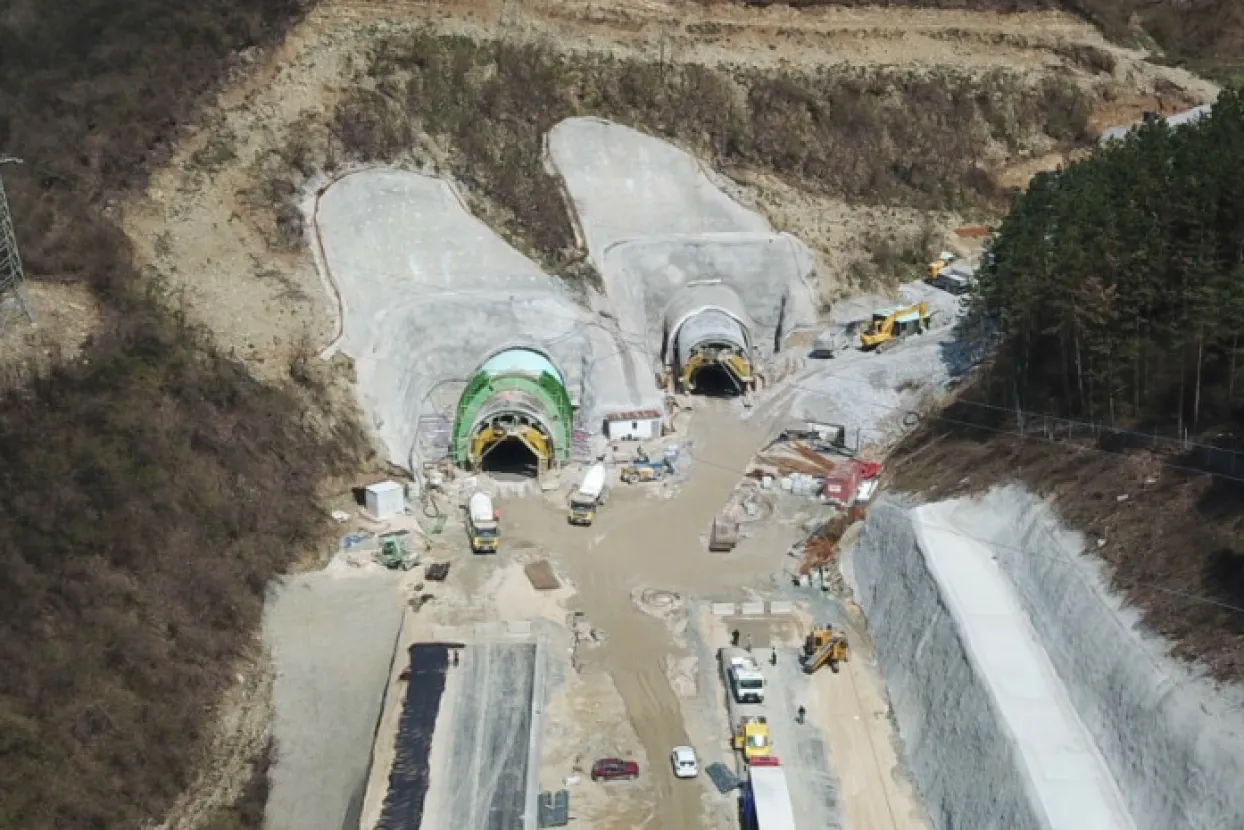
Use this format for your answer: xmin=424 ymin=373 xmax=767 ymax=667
xmin=0 ymin=2 xmax=367 ymax=828
xmin=893 ymin=89 xmax=1244 ymax=680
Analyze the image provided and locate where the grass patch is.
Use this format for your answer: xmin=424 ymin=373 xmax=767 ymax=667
xmin=199 ymin=739 xmax=273 ymax=830
xmin=306 ymin=32 xmax=1090 ymax=273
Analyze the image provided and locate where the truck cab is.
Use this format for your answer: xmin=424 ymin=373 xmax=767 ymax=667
xmin=733 ymin=716 xmax=772 ymax=762
xmin=727 ymin=652 xmax=766 ymax=704
xmin=568 ymin=463 xmax=606 ymax=526
xmin=467 ymin=492 xmax=500 ymax=553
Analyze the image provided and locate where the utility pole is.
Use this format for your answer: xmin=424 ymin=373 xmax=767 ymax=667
xmin=0 ymin=156 xmax=32 ymax=330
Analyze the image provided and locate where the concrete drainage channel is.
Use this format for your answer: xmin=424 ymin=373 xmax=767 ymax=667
xmin=850 ymin=491 xmax=1244 ymax=830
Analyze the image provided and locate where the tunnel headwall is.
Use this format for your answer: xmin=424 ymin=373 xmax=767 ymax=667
xmin=451 ymin=347 xmax=574 ymax=469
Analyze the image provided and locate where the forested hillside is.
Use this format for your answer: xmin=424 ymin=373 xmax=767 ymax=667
xmin=975 ymin=88 xmax=1244 ymax=437
xmin=896 ymin=88 xmax=1244 ymax=679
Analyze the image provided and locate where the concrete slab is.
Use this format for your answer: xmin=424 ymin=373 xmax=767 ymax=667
xmin=711 ymin=602 xmax=738 ymax=616
xmin=768 ymin=600 xmax=795 ymax=615
xmin=912 ymin=502 xmax=1135 ymax=830
xmin=739 ymin=600 xmax=766 ymax=616
xmin=417 ymin=642 xmax=539 ymax=830
xmin=262 ymin=570 xmax=404 ymax=830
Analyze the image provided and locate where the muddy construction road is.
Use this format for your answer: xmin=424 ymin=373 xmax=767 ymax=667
xmin=507 ymin=404 xmax=804 ymax=829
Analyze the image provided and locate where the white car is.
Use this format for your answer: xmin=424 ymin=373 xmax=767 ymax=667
xmin=671 ymin=745 xmax=699 ymax=779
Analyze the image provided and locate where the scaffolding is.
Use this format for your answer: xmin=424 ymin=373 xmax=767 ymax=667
xmin=0 ymin=157 xmax=31 ymax=330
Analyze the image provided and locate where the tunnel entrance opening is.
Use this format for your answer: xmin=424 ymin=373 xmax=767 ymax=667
xmin=479 ymin=436 xmax=542 ymax=478
xmin=690 ymin=363 xmax=743 ymax=397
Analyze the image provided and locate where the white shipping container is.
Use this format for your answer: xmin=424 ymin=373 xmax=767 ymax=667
xmin=365 ymin=481 xmax=405 ymax=520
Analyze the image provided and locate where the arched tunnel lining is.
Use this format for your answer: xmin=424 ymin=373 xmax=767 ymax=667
xmin=452 ymin=347 xmax=574 ymax=470
xmin=672 ymin=307 xmax=753 ymax=397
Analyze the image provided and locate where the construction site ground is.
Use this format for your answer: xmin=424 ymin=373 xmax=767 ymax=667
xmin=103 ymin=2 xmax=1236 ymax=829
xmin=305 ymin=402 xmax=931 ymax=830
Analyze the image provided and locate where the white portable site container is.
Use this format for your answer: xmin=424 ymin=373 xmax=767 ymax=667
xmin=364 ymin=480 xmax=405 ymax=520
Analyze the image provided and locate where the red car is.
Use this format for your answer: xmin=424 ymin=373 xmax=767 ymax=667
xmin=591 ymin=757 xmax=640 ymax=781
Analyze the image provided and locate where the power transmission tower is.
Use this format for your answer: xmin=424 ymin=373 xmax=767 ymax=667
xmin=0 ymin=156 xmax=32 ymax=331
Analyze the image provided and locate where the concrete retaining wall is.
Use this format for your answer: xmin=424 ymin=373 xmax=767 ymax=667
xmin=849 ymin=499 xmax=1045 ymax=830
xmin=968 ymin=486 xmax=1244 ymax=830
xmin=851 ymin=490 xmax=1244 ymax=830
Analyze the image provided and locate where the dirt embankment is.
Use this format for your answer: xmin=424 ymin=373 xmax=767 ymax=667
xmin=126 ymin=0 xmax=1216 ymax=378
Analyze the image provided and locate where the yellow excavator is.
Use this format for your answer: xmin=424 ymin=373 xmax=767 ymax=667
xmin=926 ymin=251 xmax=956 ymax=281
xmin=801 ymin=626 xmax=849 ymax=674
xmin=859 ymin=302 xmax=932 ymax=352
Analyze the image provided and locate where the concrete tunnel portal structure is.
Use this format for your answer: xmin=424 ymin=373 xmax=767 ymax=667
xmin=451 ymin=347 xmax=574 ymax=475
xmin=665 ymin=283 xmax=754 ymax=396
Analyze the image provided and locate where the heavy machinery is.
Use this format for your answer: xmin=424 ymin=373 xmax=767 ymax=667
xmin=620 ymin=447 xmax=674 ymax=483
xmin=375 ymin=533 xmax=416 ymax=570
xmin=859 ymin=302 xmax=932 ymax=352
xmin=568 ymin=463 xmax=606 ymax=525
xmin=742 ymin=757 xmax=797 ymax=830
xmin=926 ymin=251 xmax=956 ymax=281
xmin=680 ymin=346 xmax=753 ymax=394
xmin=466 ymin=491 xmax=500 ymax=553
xmin=732 ymin=715 xmax=773 ymax=762
xmin=726 ymin=650 xmax=766 ymax=703
xmin=801 ymin=626 xmax=849 ymax=674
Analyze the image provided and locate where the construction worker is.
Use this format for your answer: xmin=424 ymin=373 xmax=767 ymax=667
xmin=451 ymin=650 xmax=460 ymax=668
xmin=746 ymin=634 xmax=753 ymax=652
xmin=796 ymin=705 xmax=806 ymax=725
xmin=731 ymin=629 xmax=740 ymax=647
xmin=769 ymin=649 xmax=777 ymax=666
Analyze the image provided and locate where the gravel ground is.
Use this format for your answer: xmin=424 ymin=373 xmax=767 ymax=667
xmin=262 ymin=569 xmax=405 ymax=830
xmin=719 ymin=640 xmax=844 ymax=830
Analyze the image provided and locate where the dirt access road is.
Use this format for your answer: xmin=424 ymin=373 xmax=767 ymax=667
xmin=506 ymin=401 xmax=924 ymax=830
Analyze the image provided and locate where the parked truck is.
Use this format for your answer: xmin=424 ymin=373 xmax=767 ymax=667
xmin=466 ymin=491 xmax=500 ymax=553
xmin=568 ymin=463 xmax=606 ymax=526
xmin=725 ymin=649 xmax=766 ymax=704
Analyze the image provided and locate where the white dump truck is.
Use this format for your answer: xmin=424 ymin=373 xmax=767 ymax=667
xmin=568 ymin=463 xmax=606 ymax=526
xmin=466 ymin=491 xmax=500 ymax=553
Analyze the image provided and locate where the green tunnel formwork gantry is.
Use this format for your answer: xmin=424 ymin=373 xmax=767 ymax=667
xmin=451 ymin=347 xmax=574 ymax=470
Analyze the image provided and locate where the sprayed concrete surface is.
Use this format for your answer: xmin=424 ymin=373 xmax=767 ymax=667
xmin=913 ymin=501 xmax=1134 ymax=830
xmin=775 ymin=280 xmax=974 ymax=447
xmin=311 ymin=168 xmax=651 ymax=469
xmin=963 ymin=486 xmax=1244 ymax=830
xmin=851 ymin=497 xmax=1141 ymax=830
xmin=263 ymin=569 xmax=404 ymax=830
xmin=548 ymin=118 xmax=819 ymax=366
